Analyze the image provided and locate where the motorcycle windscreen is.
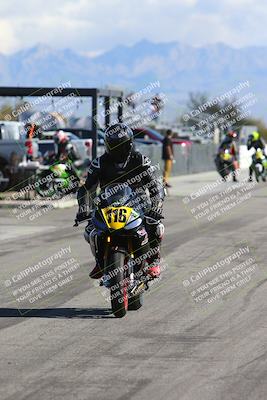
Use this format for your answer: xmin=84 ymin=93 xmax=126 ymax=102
xmin=99 ymin=185 xmax=135 ymax=229
xmin=101 ymin=184 xmax=133 ymax=206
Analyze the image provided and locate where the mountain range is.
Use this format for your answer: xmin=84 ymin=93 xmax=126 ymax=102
xmin=0 ymin=39 xmax=266 ymax=119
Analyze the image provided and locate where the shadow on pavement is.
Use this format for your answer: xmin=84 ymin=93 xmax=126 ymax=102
xmin=0 ymin=307 xmax=113 ymax=319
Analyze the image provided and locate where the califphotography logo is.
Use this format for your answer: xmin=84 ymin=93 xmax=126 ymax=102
xmin=182 ymin=81 xmax=258 ymax=138
xmin=181 ymin=246 xmax=263 ymax=308
xmin=2 ymin=246 xmax=81 ymax=311
xmin=3 ymin=82 xmax=81 ymax=132
xmin=182 ymin=169 xmax=259 ymax=224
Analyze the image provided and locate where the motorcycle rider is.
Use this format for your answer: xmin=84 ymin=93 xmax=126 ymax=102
xmin=75 ymin=123 xmax=165 ymax=280
xmin=43 ymin=130 xmax=75 ymax=164
xmin=215 ymin=130 xmax=238 ymax=182
xmin=247 ymin=131 xmax=266 ymax=181
xmin=54 ymin=130 xmax=79 ymax=162
xmin=40 ymin=130 xmax=81 ymax=191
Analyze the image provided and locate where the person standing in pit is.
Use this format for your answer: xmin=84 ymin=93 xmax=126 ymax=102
xmin=162 ymin=129 xmax=174 ymax=188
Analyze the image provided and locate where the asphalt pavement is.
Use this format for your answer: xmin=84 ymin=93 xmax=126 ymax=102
xmin=0 ymin=170 xmax=267 ymax=400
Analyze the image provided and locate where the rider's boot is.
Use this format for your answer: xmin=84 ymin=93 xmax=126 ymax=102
xmin=145 ymin=245 xmax=161 ymax=279
xmin=89 ymin=261 xmax=104 ymax=279
xmin=144 ymin=220 xmax=164 ymax=279
xmin=145 ymin=262 xmax=161 ymax=278
xmin=248 ymin=166 xmax=253 ymax=182
xmin=84 ymin=224 xmax=104 ymax=279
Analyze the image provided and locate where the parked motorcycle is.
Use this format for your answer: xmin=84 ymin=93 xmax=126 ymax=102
xmin=75 ymin=184 xmax=155 ymax=318
xmin=35 ymin=158 xmax=83 ymax=198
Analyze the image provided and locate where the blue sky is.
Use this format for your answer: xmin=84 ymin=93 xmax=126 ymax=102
xmin=0 ymin=0 xmax=265 ymax=54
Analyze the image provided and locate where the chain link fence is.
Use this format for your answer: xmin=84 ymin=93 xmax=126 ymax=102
xmin=135 ymin=143 xmax=217 ymax=176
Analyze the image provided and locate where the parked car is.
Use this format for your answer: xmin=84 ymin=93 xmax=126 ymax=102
xmin=134 ymin=138 xmax=160 ymax=145
xmin=133 ymin=127 xmax=192 ymax=147
xmin=46 ymin=128 xmax=106 ymax=145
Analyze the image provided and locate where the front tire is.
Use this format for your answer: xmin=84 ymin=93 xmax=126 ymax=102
xmin=128 ymin=292 xmax=143 ymax=310
xmin=218 ymin=162 xmax=229 ymax=180
xmin=107 ymin=251 xmax=128 ymax=318
xmin=255 ymin=170 xmax=260 ymax=182
xmin=35 ymin=170 xmax=56 ymax=197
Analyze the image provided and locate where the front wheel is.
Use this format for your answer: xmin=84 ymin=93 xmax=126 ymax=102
xmin=107 ymin=251 xmax=128 ymax=318
xmin=255 ymin=168 xmax=260 ymax=182
xmin=35 ymin=170 xmax=56 ymax=197
xmin=128 ymin=292 xmax=143 ymax=310
xmin=217 ymin=161 xmax=229 ymax=179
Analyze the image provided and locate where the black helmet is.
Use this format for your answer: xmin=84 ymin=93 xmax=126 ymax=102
xmin=105 ymin=123 xmax=134 ymax=163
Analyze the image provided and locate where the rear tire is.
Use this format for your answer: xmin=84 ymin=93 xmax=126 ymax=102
xmin=107 ymin=251 xmax=128 ymax=318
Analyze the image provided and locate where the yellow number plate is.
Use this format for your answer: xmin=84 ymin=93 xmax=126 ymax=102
xmin=256 ymin=150 xmax=264 ymax=159
xmin=101 ymin=207 xmax=133 ymax=230
xmin=221 ymin=153 xmax=232 ymax=161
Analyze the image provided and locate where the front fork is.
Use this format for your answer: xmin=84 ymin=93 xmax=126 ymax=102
xmin=100 ymin=236 xmax=149 ymax=292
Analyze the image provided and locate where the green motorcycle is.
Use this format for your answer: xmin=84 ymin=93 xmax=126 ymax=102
xmin=35 ymin=160 xmax=81 ymax=198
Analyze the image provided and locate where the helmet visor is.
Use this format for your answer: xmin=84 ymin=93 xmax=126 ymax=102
xmin=106 ymin=139 xmax=132 ymax=162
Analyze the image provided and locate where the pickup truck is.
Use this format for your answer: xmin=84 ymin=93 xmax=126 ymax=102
xmin=0 ymin=121 xmax=26 ymax=190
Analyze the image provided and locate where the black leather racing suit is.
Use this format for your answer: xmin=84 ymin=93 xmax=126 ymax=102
xmin=77 ymin=149 xmax=165 ymax=269
xmin=215 ymin=137 xmax=238 ymax=181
